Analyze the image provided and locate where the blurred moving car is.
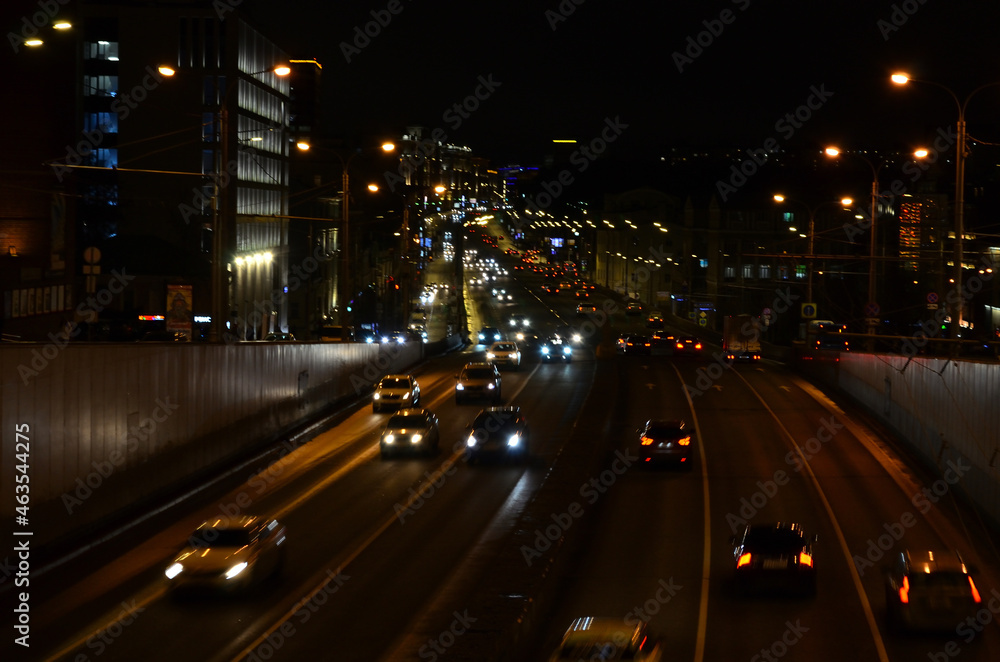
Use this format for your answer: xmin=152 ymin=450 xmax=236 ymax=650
xmin=477 ymin=326 xmax=503 ymax=344
xmin=731 ymin=522 xmax=817 ymax=596
xmin=674 ymin=336 xmax=703 ymax=356
xmin=379 ymin=408 xmax=440 ymax=458
xmin=373 ymin=374 xmax=420 ymax=413
xmin=638 ymin=419 xmax=692 ymax=466
xmin=455 ymin=362 xmax=502 ymax=404
xmin=464 ymin=406 xmax=529 ymax=464
xmin=508 ymin=313 xmax=530 ymax=329
xmin=548 ymin=617 xmax=663 ymax=661
xmin=165 ymin=516 xmax=286 ymax=594
xmin=649 ymin=330 xmax=675 ymax=348
xmin=626 ymin=301 xmax=644 ymax=315
xmin=541 ymin=335 xmax=573 ymax=362
xmin=574 ymin=289 xmax=590 ymax=299
xmin=646 ymin=311 xmax=664 ymax=328
xmin=264 ymin=332 xmax=296 ymax=341
xmin=487 ymin=341 xmax=521 ymax=369
xmin=884 ymin=549 xmax=983 ymax=633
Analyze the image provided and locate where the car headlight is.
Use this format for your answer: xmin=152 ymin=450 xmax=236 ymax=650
xmin=563 ymin=346 xmax=572 ymax=355
xmin=487 ymin=383 xmax=495 ymax=390
xmin=486 ymin=352 xmax=495 ymax=359
xmin=165 ymin=562 xmax=184 ymax=579
xmin=507 ymin=434 xmax=520 ymax=447
xmin=456 ymin=383 xmax=465 ymax=391
xmin=373 ymin=393 xmax=381 ymax=400
xmin=381 ymin=336 xmax=389 ymax=343
xmin=384 ymin=434 xmax=395 ymax=443
xmin=542 ymin=346 xmax=550 ymax=354
xmin=402 ymin=391 xmax=410 ymax=400
xmin=493 ymin=334 xmax=501 ymax=341
xmin=410 ymin=434 xmax=423 ymax=444
xmin=478 ymin=333 xmax=485 ymax=340
xmin=225 ymin=562 xmax=248 ymax=580
xmin=572 ymin=333 xmax=582 ymax=343
xmin=466 ymin=434 xmax=477 ymax=447
xmin=365 ymin=337 xmax=375 ymax=344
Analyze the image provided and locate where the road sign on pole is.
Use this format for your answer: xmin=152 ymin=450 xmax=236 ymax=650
xmin=801 ymin=303 xmax=817 ymax=319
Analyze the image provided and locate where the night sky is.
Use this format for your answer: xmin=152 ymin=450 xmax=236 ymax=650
xmin=246 ymin=0 xmax=1000 ymax=165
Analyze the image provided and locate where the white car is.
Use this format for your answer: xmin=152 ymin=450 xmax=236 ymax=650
xmin=487 ymin=341 xmax=521 ymax=369
xmin=165 ymin=516 xmax=286 ymax=594
xmin=373 ymin=374 xmax=420 ymax=413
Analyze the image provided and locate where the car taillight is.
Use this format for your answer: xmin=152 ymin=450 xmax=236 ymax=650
xmin=695 ymin=343 xmax=702 ymax=349
xmin=676 ymin=343 xmax=683 ymax=349
xmin=969 ymin=576 xmax=982 ymax=603
xmin=899 ymin=576 xmax=910 ymax=604
xmin=798 ymin=551 xmax=813 ymax=567
xmin=737 ymin=553 xmax=751 ymax=568
xmin=677 ymin=436 xmax=691 ymax=446
xmin=640 ymin=435 xmax=654 ymax=446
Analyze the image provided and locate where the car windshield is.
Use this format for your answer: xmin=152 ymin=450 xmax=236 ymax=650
xmin=380 ymin=378 xmax=409 ymax=388
xmin=474 ymin=410 xmax=517 ymax=429
xmin=189 ymin=528 xmax=251 ymax=549
xmin=494 ymin=343 xmax=515 ymax=351
xmin=387 ymin=414 xmax=426 ymax=428
xmin=464 ymin=368 xmax=494 ymax=379
xmin=744 ymin=528 xmax=804 ymax=552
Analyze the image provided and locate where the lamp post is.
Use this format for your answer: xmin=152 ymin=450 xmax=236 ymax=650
xmin=295 ymin=141 xmax=395 ymax=339
xmin=773 ymin=194 xmax=853 ymax=306
xmin=890 ymin=74 xmax=1000 ymax=339
xmin=159 ymin=63 xmax=290 ymax=342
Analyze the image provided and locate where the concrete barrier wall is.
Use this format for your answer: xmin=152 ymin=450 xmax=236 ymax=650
xmin=799 ymin=351 xmax=1000 ymax=528
xmin=0 ymin=340 xmax=426 ymax=548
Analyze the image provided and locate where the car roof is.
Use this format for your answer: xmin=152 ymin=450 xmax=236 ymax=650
xmin=644 ymin=419 xmax=686 ymax=430
xmin=556 ymin=617 xmax=647 ymax=651
xmin=380 ymin=374 xmax=413 ymax=381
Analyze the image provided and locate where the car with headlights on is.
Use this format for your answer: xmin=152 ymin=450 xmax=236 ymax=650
xmin=455 ymin=362 xmax=502 ymax=404
xmin=884 ymin=548 xmax=983 ymax=633
xmin=487 ymin=341 xmax=521 ymax=369
xmin=372 ymin=374 xmax=420 ymax=413
xmin=638 ymin=419 xmax=693 ymax=467
xmin=379 ymin=408 xmax=440 ymax=458
xmin=164 ymin=516 xmax=286 ymax=594
xmin=477 ymin=326 xmax=503 ymax=344
xmin=508 ymin=313 xmax=530 ymax=329
xmin=464 ymin=406 xmax=529 ymax=464
xmin=548 ymin=616 xmax=663 ymax=661
xmin=541 ymin=334 xmax=573 ymax=362
xmin=731 ymin=522 xmax=817 ymax=596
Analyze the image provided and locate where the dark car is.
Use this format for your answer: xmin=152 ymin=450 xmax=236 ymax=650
xmin=618 ymin=334 xmax=651 ymax=355
xmin=477 ymin=326 xmax=503 ymax=344
xmin=637 ymin=419 xmax=693 ymax=467
xmin=884 ymin=549 xmax=983 ymax=633
xmin=674 ymin=336 xmax=703 ymax=356
xmin=731 ymin=523 xmax=817 ymax=596
xmin=464 ymin=406 xmax=529 ymax=464
xmin=541 ymin=335 xmax=573 ymax=362
xmin=264 ymin=332 xmax=296 ymax=341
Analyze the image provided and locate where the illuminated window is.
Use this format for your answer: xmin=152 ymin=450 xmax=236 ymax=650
xmin=84 ymin=41 xmax=119 ymax=61
xmin=742 ymin=264 xmax=753 ymax=279
xmin=795 ymin=265 xmax=806 ymax=279
xmin=759 ymin=264 xmax=771 ymax=279
xmin=83 ymin=75 xmax=118 ymax=97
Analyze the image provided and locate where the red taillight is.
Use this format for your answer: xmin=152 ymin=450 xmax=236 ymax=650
xmin=695 ymin=343 xmax=702 ymax=349
xmin=899 ymin=576 xmax=910 ymax=604
xmin=969 ymin=576 xmax=982 ymax=603
xmin=798 ymin=551 xmax=813 ymax=567
xmin=676 ymin=343 xmax=683 ymax=349
xmin=737 ymin=553 xmax=751 ymax=568
xmin=640 ymin=435 xmax=654 ymax=446
xmin=677 ymin=436 xmax=691 ymax=446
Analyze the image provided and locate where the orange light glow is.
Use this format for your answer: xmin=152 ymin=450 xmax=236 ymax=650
xmin=799 ymin=552 xmax=813 ymax=567
xmin=737 ymin=553 xmax=751 ymax=569
xmin=677 ymin=436 xmax=691 ymax=446
xmin=899 ymin=576 xmax=910 ymax=604
xmin=640 ymin=436 xmax=654 ymax=446
xmin=969 ymin=576 xmax=982 ymax=603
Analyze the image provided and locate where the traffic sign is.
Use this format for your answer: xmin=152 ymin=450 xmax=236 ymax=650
xmin=927 ymin=292 xmax=938 ymax=304
xmin=698 ymin=317 xmax=707 ymax=327
xmin=801 ymin=303 xmax=817 ymax=319
xmin=865 ymin=302 xmax=880 ymax=317
xmin=866 ymin=317 xmax=879 ymax=326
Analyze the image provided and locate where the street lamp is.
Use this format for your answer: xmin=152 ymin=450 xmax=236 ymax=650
xmin=295 ymin=140 xmax=396 ymax=339
xmin=159 ymin=63 xmax=290 ymax=342
xmin=773 ymin=194 xmax=853 ymax=306
xmin=890 ymin=73 xmax=1000 ymax=338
